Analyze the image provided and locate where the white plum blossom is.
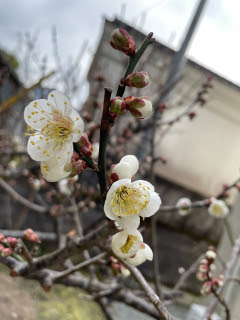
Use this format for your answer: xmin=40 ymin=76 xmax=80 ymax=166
xmin=176 ymin=198 xmax=192 ymax=216
xmin=104 ymin=178 xmax=161 ymax=232
xmin=208 ymin=197 xmax=229 ymax=218
xmin=24 ymin=90 xmax=84 ymax=166
xmin=111 ymin=230 xmax=143 ymax=258
xmin=112 ymin=155 xmax=139 ymax=180
xmin=41 ymin=157 xmax=71 ymax=182
xmin=126 ymin=242 xmax=153 ymax=266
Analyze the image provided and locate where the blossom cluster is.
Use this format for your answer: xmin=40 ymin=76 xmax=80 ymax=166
xmin=105 ymin=155 xmax=161 ymax=266
xmin=109 ymin=29 xmax=152 ymax=120
xmin=196 ymin=246 xmax=224 ymax=296
xmin=0 ymin=229 xmax=38 ymax=258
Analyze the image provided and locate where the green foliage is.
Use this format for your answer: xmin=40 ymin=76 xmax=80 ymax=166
xmin=34 ymin=284 xmax=106 ymax=320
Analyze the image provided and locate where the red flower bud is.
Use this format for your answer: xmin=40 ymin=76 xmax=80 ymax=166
xmin=2 ymin=247 xmax=13 ymax=257
xmin=110 ymin=29 xmax=136 ymax=56
xmin=24 ymin=228 xmax=38 ymax=242
xmin=78 ymin=132 xmax=93 ymax=157
xmin=6 ymin=237 xmax=17 ymax=248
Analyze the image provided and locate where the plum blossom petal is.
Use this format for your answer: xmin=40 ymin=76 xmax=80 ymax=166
xmin=41 ymin=157 xmax=71 ymax=182
xmin=111 ymin=230 xmax=143 ymax=258
xmin=112 ymin=155 xmax=139 ymax=180
xmin=47 ymin=90 xmax=72 ymax=116
xmin=112 ymin=162 xmax=132 ymax=180
xmin=126 ymin=243 xmax=153 ymax=266
xmin=115 ymin=215 xmax=140 ymax=232
xmin=120 ymin=155 xmax=139 ymax=177
xmin=27 ymin=134 xmax=55 ymax=161
xmin=139 ymin=192 xmax=161 ymax=218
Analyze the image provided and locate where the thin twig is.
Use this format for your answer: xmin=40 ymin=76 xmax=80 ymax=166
xmin=0 ymin=178 xmax=48 ymax=214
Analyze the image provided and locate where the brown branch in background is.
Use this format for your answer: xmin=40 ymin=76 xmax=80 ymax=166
xmin=0 ymin=229 xmax=57 ymax=242
xmin=174 ymin=255 xmax=203 ymax=292
xmin=115 ymin=256 xmax=176 ymax=320
xmin=151 ymin=214 xmax=163 ymax=298
xmin=0 ymin=178 xmax=48 ymax=214
xmin=0 ymin=71 xmax=55 ymax=113
xmin=158 ymin=176 xmax=240 ymax=214
xmin=211 ymin=285 xmax=230 ymax=320
xmin=52 ymin=252 xmax=107 ymax=282
xmin=205 ymin=235 xmax=240 ymax=319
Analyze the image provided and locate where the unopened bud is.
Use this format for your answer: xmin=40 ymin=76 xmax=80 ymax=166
xmin=6 ymin=237 xmax=17 ymax=248
xmin=201 ymin=281 xmax=212 ymax=296
xmin=2 ymin=247 xmax=13 ymax=257
xmin=199 ymin=263 xmax=209 ymax=273
xmin=0 ymin=244 xmax=5 ymax=251
xmin=110 ymin=29 xmax=136 ymax=56
xmin=78 ymin=132 xmax=93 ymax=157
xmin=196 ymin=271 xmax=208 ymax=281
xmin=24 ymin=228 xmax=38 ymax=242
xmin=125 ymin=71 xmax=149 ymax=88
xmin=206 ymin=250 xmax=216 ymax=261
xmin=125 ymin=96 xmax=152 ymax=119
xmin=109 ymin=97 xmax=126 ymax=115
xmin=188 ymin=111 xmax=196 ymax=120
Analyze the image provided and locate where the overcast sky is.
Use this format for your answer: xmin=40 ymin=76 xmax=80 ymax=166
xmin=0 ymin=0 xmax=239 ymax=87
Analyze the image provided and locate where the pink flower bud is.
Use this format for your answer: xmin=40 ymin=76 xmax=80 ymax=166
xmin=199 ymin=263 xmax=209 ymax=273
xmin=0 ymin=244 xmax=5 ymax=251
xmin=125 ymin=96 xmax=152 ymax=119
xmin=201 ymin=281 xmax=212 ymax=296
xmin=2 ymin=247 xmax=13 ymax=257
xmin=6 ymin=237 xmax=17 ymax=248
xmin=68 ymin=152 xmax=88 ymax=177
xmin=0 ymin=233 xmax=4 ymax=242
xmin=109 ymin=97 xmax=126 ymax=115
xmin=125 ymin=71 xmax=149 ymax=88
xmin=23 ymin=228 xmax=38 ymax=242
xmin=196 ymin=271 xmax=208 ymax=281
xmin=78 ymin=133 xmax=93 ymax=157
xmin=110 ymin=29 xmax=136 ymax=56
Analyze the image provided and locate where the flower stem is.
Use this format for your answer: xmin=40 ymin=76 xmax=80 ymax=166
xmin=116 ymin=32 xmax=154 ymax=97
xmin=224 ymin=218 xmax=234 ymax=246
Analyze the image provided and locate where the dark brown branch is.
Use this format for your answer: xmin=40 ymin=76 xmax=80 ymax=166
xmin=98 ymin=88 xmax=113 ymax=199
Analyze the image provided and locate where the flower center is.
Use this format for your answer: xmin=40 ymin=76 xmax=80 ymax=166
xmin=41 ymin=112 xmax=73 ymax=145
xmin=212 ymin=204 xmax=224 ymax=216
xmin=111 ymin=185 xmax=150 ymax=216
xmin=120 ymin=235 xmax=137 ymax=254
